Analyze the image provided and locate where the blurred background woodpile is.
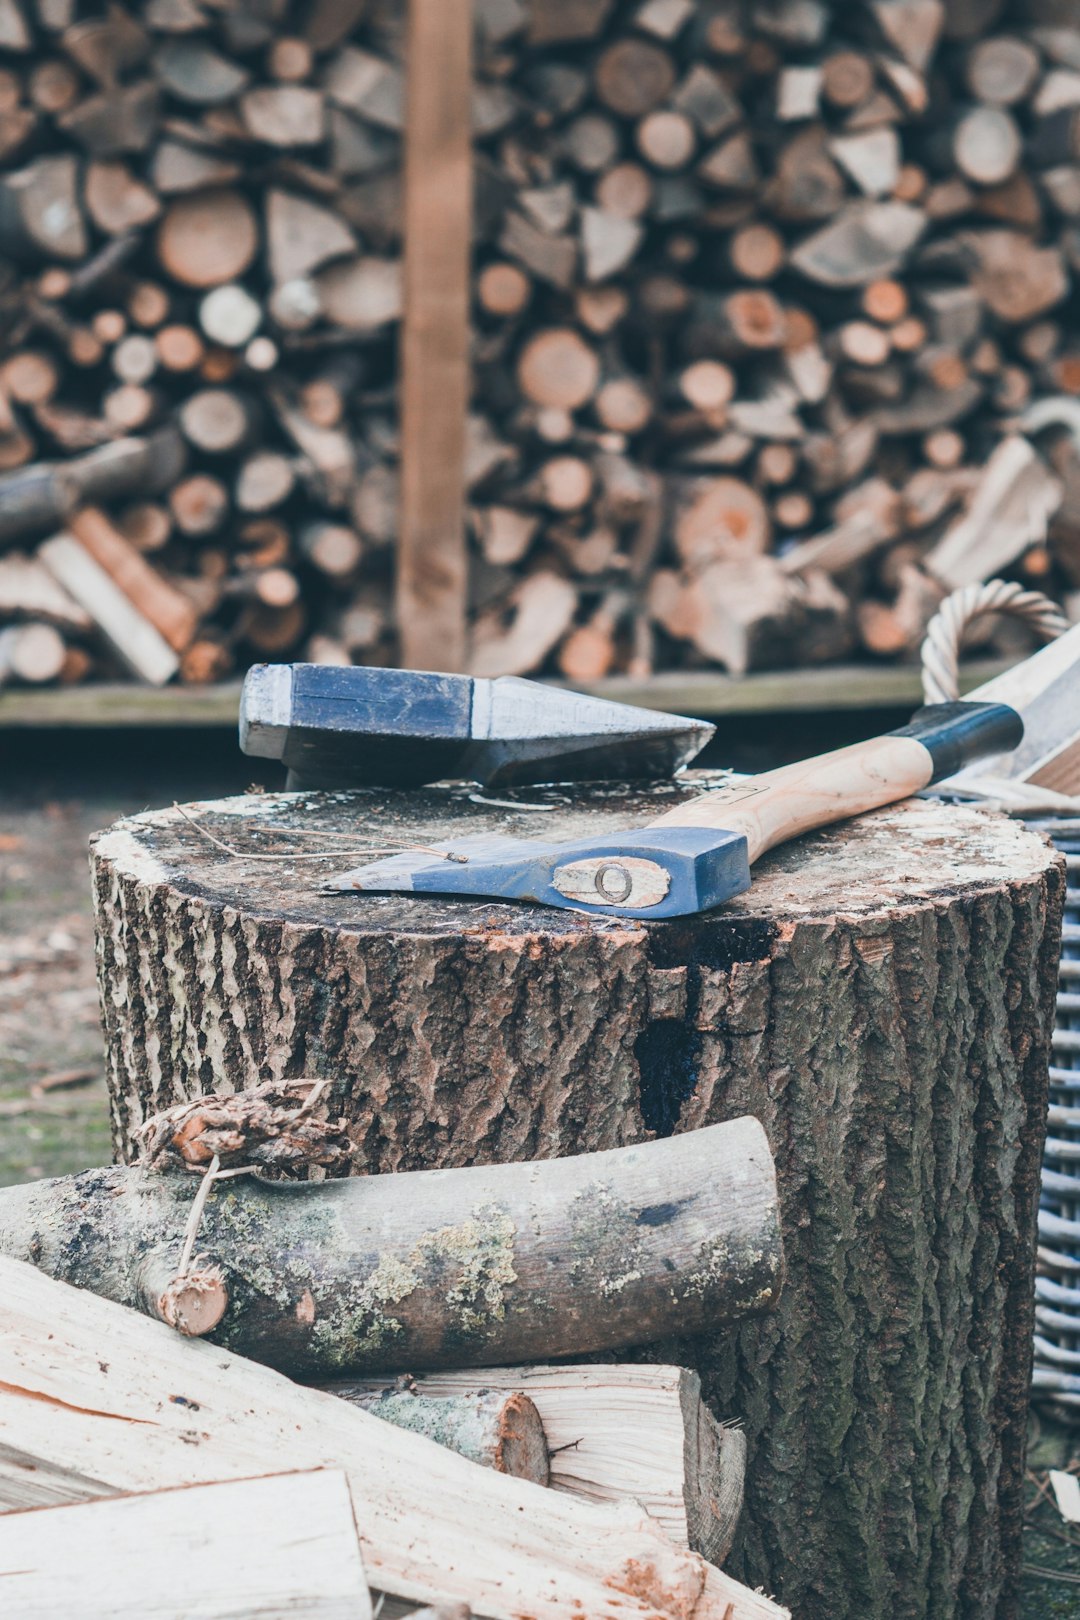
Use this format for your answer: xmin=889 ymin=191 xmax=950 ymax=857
xmin=1 ymin=0 xmax=1080 ymax=689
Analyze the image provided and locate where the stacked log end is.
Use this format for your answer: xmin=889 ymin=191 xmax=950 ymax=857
xmin=1 ymin=0 xmax=1080 ymax=688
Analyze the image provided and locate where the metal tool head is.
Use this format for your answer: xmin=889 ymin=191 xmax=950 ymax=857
xmin=240 ymin=664 xmax=715 ymax=790
xmin=326 ymin=825 xmax=751 ymax=920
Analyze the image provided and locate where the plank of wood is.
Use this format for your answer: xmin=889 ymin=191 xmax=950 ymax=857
xmin=0 ymin=1471 xmax=373 ymax=1620
xmin=0 ymin=1257 xmax=786 ymax=1620
xmin=396 ymin=0 xmax=472 ymax=672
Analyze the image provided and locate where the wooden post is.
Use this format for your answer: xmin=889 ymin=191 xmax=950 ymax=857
xmin=397 ymin=0 xmax=472 ymax=672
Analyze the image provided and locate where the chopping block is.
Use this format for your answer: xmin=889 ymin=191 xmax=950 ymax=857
xmin=91 ymin=776 xmax=1064 ymax=1620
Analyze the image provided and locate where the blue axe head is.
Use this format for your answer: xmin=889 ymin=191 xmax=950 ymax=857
xmin=326 ymin=826 xmax=751 ymax=920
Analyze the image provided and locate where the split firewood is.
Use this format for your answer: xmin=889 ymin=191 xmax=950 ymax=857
xmin=0 ymin=1258 xmax=788 ymax=1620
xmin=470 ymin=571 xmax=578 ymax=676
xmin=36 ymin=531 xmax=179 ymax=684
xmin=651 ymin=554 xmax=851 ymax=675
xmin=925 ymin=436 xmax=1063 ymax=589
xmin=0 ymin=551 xmax=90 ymax=629
xmin=0 ymin=1471 xmax=374 ymax=1620
xmin=0 ymin=1113 xmax=781 ymax=1373
xmin=331 ymin=1364 xmax=745 ymax=1568
xmin=67 ymin=506 xmax=198 ymax=652
xmin=0 ymin=0 xmax=1072 ymax=688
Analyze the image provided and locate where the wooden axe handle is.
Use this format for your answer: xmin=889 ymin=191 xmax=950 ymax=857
xmin=651 ymin=703 xmax=1022 ymax=866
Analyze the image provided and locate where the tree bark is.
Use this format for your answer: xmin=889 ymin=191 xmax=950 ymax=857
xmin=0 ymin=1116 xmax=778 ymax=1372
xmin=90 ymin=781 xmax=1064 ymax=1620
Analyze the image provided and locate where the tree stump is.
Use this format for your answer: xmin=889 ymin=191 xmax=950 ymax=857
xmin=91 ymin=778 xmax=1065 ymax=1620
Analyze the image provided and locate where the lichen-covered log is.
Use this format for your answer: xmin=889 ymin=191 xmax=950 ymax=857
xmin=92 ymin=780 xmax=1064 ymax=1620
xmin=0 ymin=1116 xmax=781 ymax=1374
xmin=345 ymin=1388 xmax=550 ymax=1485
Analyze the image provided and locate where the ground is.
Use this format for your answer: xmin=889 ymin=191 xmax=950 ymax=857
xmin=1 ymin=722 xmax=1077 ymax=1616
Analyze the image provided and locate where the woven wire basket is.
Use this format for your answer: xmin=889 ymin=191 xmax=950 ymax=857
xmin=1027 ymin=818 xmax=1080 ymax=1412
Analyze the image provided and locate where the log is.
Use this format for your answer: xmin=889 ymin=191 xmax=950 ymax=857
xmin=594 ymin=39 xmax=675 ymax=118
xmin=333 ymin=1364 xmax=745 ymax=1567
xmin=169 ymin=472 xmax=229 ymax=537
xmin=333 ymin=1387 xmax=550 ymax=1484
xmin=66 ymin=506 xmax=198 ymax=652
xmin=673 ymin=477 xmax=771 ymax=566
xmin=0 ymin=1115 xmax=781 ymax=1372
xmin=37 ymin=532 xmax=179 ymax=684
xmin=91 ymin=785 xmax=1063 ymax=1620
xmin=0 ymin=620 xmax=66 ymax=685
xmin=179 ymin=388 xmax=258 ymax=456
xmin=0 ymin=1471 xmax=374 ymax=1620
xmin=0 ymin=1257 xmax=786 ymax=1620
xmin=0 ymin=430 xmax=186 ymax=546
xmin=517 ymin=328 xmax=600 ymax=409
xmin=156 ymin=189 xmax=259 ymax=288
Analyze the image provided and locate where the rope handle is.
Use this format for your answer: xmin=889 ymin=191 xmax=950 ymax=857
xmin=920 ymin=579 xmax=1069 ymax=707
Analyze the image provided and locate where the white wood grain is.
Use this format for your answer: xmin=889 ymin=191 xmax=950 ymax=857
xmin=0 ymin=1257 xmax=786 ymax=1620
xmin=0 ymin=1470 xmax=372 ymax=1619
xmin=347 ymin=1363 xmax=746 ymax=1566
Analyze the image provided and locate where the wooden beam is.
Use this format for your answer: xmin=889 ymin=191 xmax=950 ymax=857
xmin=397 ymin=0 xmax=472 ymax=672
xmin=0 ymin=661 xmax=1019 ymax=730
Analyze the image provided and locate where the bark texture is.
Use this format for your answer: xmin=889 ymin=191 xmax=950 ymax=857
xmin=0 ymin=1118 xmax=780 ymax=1372
xmin=91 ymin=777 xmax=1065 ymax=1620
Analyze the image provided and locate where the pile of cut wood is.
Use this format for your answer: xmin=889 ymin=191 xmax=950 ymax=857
xmin=0 ymin=1098 xmax=787 ymax=1619
xmin=1 ymin=0 xmax=1080 ymax=688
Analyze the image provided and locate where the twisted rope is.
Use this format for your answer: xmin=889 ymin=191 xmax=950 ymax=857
xmin=920 ymin=578 xmax=1080 ymax=815
xmin=921 ymin=579 xmax=1069 ymax=706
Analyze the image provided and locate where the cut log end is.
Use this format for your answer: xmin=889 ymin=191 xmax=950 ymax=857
xmin=140 ymin=1254 xmax=229 ymax=1338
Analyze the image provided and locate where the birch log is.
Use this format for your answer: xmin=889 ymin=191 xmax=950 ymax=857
xmin=0 ymin=1256 xmax=787 ymax=1620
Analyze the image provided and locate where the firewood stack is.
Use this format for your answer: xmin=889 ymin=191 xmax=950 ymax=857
xmin=0 ymin=0 xmax=1079 ymax=688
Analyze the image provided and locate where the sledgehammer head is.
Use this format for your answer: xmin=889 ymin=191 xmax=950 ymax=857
xmin=240 ymin=664 xmax=714 ymax=789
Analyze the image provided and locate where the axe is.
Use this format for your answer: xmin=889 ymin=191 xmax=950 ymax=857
xmin=240 ymin=662 xmax=715 ymax=789
xmin=325 ymin=699 xmax=1022 ymax=920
